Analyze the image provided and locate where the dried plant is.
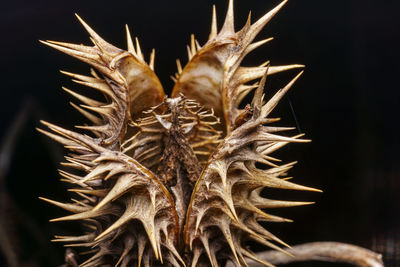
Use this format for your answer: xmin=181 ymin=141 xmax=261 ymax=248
xmin=37 ymin=1 xmax=384 ymax=266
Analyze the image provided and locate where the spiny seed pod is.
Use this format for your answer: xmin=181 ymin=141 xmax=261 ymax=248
xmin=38 ymin=0 xmax=321 ymax=266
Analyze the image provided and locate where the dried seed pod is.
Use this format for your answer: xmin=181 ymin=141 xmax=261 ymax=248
xmin=39 ymin=1 xmax=320 ymax=266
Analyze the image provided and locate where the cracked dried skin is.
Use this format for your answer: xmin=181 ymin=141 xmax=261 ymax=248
xmin=38 ymin=0 xmax=320 ymax=266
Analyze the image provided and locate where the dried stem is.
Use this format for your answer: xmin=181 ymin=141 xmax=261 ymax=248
xmin=226 ymin=242 xmax=384 ymax=267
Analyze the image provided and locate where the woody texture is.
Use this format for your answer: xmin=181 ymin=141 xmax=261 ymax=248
xmin=38 ymin=1 xmax=384 ymax=266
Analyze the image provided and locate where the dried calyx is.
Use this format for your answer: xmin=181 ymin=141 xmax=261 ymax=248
xmin=39 ymin=1 xmax=323 ymax=266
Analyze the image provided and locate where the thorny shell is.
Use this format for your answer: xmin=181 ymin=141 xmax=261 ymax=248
xmin=39 ymin=0 xmax=321 ymax=266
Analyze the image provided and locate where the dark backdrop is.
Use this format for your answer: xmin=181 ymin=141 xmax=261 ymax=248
xmin=1 ymin=0 xmax=399 ymax=266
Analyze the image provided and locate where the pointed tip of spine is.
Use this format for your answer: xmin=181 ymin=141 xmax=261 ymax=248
xmin=296 ymin=70 xmax=305 ymax=78
xmin=221 ymin=0 xmax=235 ymax=34
xmin=261 ymin=70 xmax=304 ymax=117
xmin=284 ymin=70 xmax=304 ymax=89
xmin=75 ymin=13 xmax=87 ymax=28
xmin=74 ymin=13 xmax=90 ymax=32
xmin=149 ymin=49 xmax=155 ymax=70
xmin=245 ymin=0 xmax=289 ymax=45
xmin=209 ymin=5 xmax=218 ymax=39
xmin=246 ymin=10 xmax=252 ymax=27
xmin=38 ymin=196 xmax=48 ymax=202
xmin=39 ymin=40 xmax=54 ymax=49
xmin=190 ymin=34 xmax=196 ymax=54
xmin=74 ymin=13 xmax=112 ymax=51
xmin=125 ymin=24 xmax=136 ymax=54
xmin=40 ymin=120 xmax=51 ymax=127
xmin=252 ymin=63 xmax=270 ymax=115
xmin=134 ymin=37 xmax=143 ymax=60
xmin=263 ymin=0 xmax=288 ymax=23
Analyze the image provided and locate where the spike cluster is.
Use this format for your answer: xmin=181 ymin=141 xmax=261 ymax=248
xmin=41 ymin=15 xmax=164 ymax=147
xmin=40 ymin=1 xmax=320 ymax=266
xmin=38 ymin=121 xmax=183 ymax=266
xmin=171 ymin=0 xmax=303 ymax=133
xmin=184 ymin=70 xmax=321 ymax=266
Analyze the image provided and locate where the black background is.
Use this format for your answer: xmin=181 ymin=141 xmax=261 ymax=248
xmin=1 ymin=0 xmax=399 ymax=266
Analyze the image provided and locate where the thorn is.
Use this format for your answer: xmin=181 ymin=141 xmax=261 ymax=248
xmin=268 ymin=64 xmax=305 ymax=75
xmin=75 ymin=13 xmax=113 ymax=51
xmin=240 ymin=249 xmax=270 ymax=267
xmin=72 ymin=79 xmax=113 ymax=96
xmin=125 ymin=24 xmax=136 ymax=54
xmin=90 ymin=68 xmax=101 ymax=79
xmin=39 ymin=197 xmax=89 ymax=213
xmin=36 ymin=128 xmax=74 ymax=147
xmin=252 ymin=63 xmax=270 ymax=117
xmin=80 ymin=104 xmax=111 ymax=116
xmin=186 ymin=45 xmax=192 ymax=60
xmin=149 ymin=49 xmax=155 ymax=70
xmin=219 ymin=220 xmax=240 ymax=265
xmin=195 ymin=40 xmax=201 ymax=51
xmin=68 ymin=188 xmax=107 ymax=197
xmin=261 ymin=71 xmax=304 ymax=118
xmin=137 ymin=237 xmax=145 ymax=267
xmin=62 ymin=87 xmax=102 ymax=106
xmin=190 ymin=34 xmax=196 ymax=56
xmin=40 ymin=40 xmax=98 ymax=61
xmin=245 ymin=37 xmax=274 ymax=55
xmin=44 ymin=40 xmax=95 ymax=54
xmin=245 ymin=0 xmax=288 ymax=44
xmin=135 ymin=37 xmax=144 ymax=61
xmin=209 ymin=5 xmax=218 ymax=40
xmin=60 ymin=70 xmax=99 ymax=83
xmin=259 ymin=60 xmax=270 ymax=67
xmin=221 ymin=0 xmax=235 ymax=34
xmin=70 ymin=102 xmax=102 ymax=125
xmin=92 ymin=174 xmax=136 ymax=211
xmin=176 ymin=59 xmax=182 ymax=74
